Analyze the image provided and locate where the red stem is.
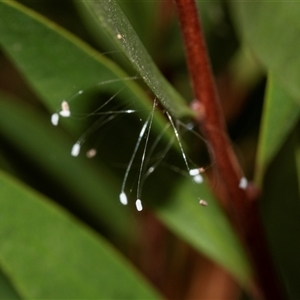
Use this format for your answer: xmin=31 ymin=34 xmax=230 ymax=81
xmin=174 ymin=0 xmax=284 ymax=299
xmin=174 ymin=0 xmax=245 ymax=218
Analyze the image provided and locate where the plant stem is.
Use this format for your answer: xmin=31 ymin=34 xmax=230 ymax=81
xmin=174 ymin=0 xmax=284 ymax=299
xmin=174 ymin=0 xmax=245 ymax=217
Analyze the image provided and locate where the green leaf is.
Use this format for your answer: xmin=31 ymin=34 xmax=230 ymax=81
xmin=155 ymin=178 xmax=253 ymax=286
xmin=0 ymin=1 xmax=150 ymax=115
xmin=0 ymin=93 xmax=133 ymax=240
xmin=255 ymin=77 xmax=300 ymax=185
xmin=115 ymin=0 xmax=158 ymax=53
xmin=261 ymin=130 xmax=300 ymax=299
xmin=77 ymin=0 xmax=194 ymax=118
xmin=231 ymin=1 xmax=300 ymax=104
xmin=0 ymin=169 xmax=161 ymax=299
xmin=0 ymin=268 xmax=20 ymax=299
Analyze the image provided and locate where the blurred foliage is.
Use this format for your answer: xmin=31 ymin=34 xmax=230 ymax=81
xmin=0 ymin=0 xmax=299 ymax=299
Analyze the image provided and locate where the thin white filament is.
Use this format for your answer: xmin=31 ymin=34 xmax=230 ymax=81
xmin=143 ymin=123 xmax=172 ymax=179
xmin=91 ymin=110 xmax=136 ymax=116
xmin=177 ymin=119 xmax=216 ymax=167
xmin=139 ymin=124 xmax=175 ymax=196
xmin=166 ymin=111 xmax=190 ymax=173
xmin=75 ymin=114 xmax=118 ymax=146
xmin=136 ymin=99 xmax=156 ymax=200
xmin=84 ymin=88 xmax=125 ymax=118
xmin=120 ymin=115 xmax=151 ymax=194
xmin=63 ymin=76 xmax=138 ymax=108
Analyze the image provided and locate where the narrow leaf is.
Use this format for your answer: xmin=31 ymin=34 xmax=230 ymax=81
xmin=77 ymin=0 xmax=194 ymax=118
xmin=255 ymin=77 xmax=300 ymax=185
xmin=155 ymin=178 xmax=253 ymax=286
xmin=231 ymin=1 xmax=300 ymax=104
xmin=0 ymin=170 xmax=161 ymax=299
xmin=261 ymin=131 xmax=300 ymax=299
